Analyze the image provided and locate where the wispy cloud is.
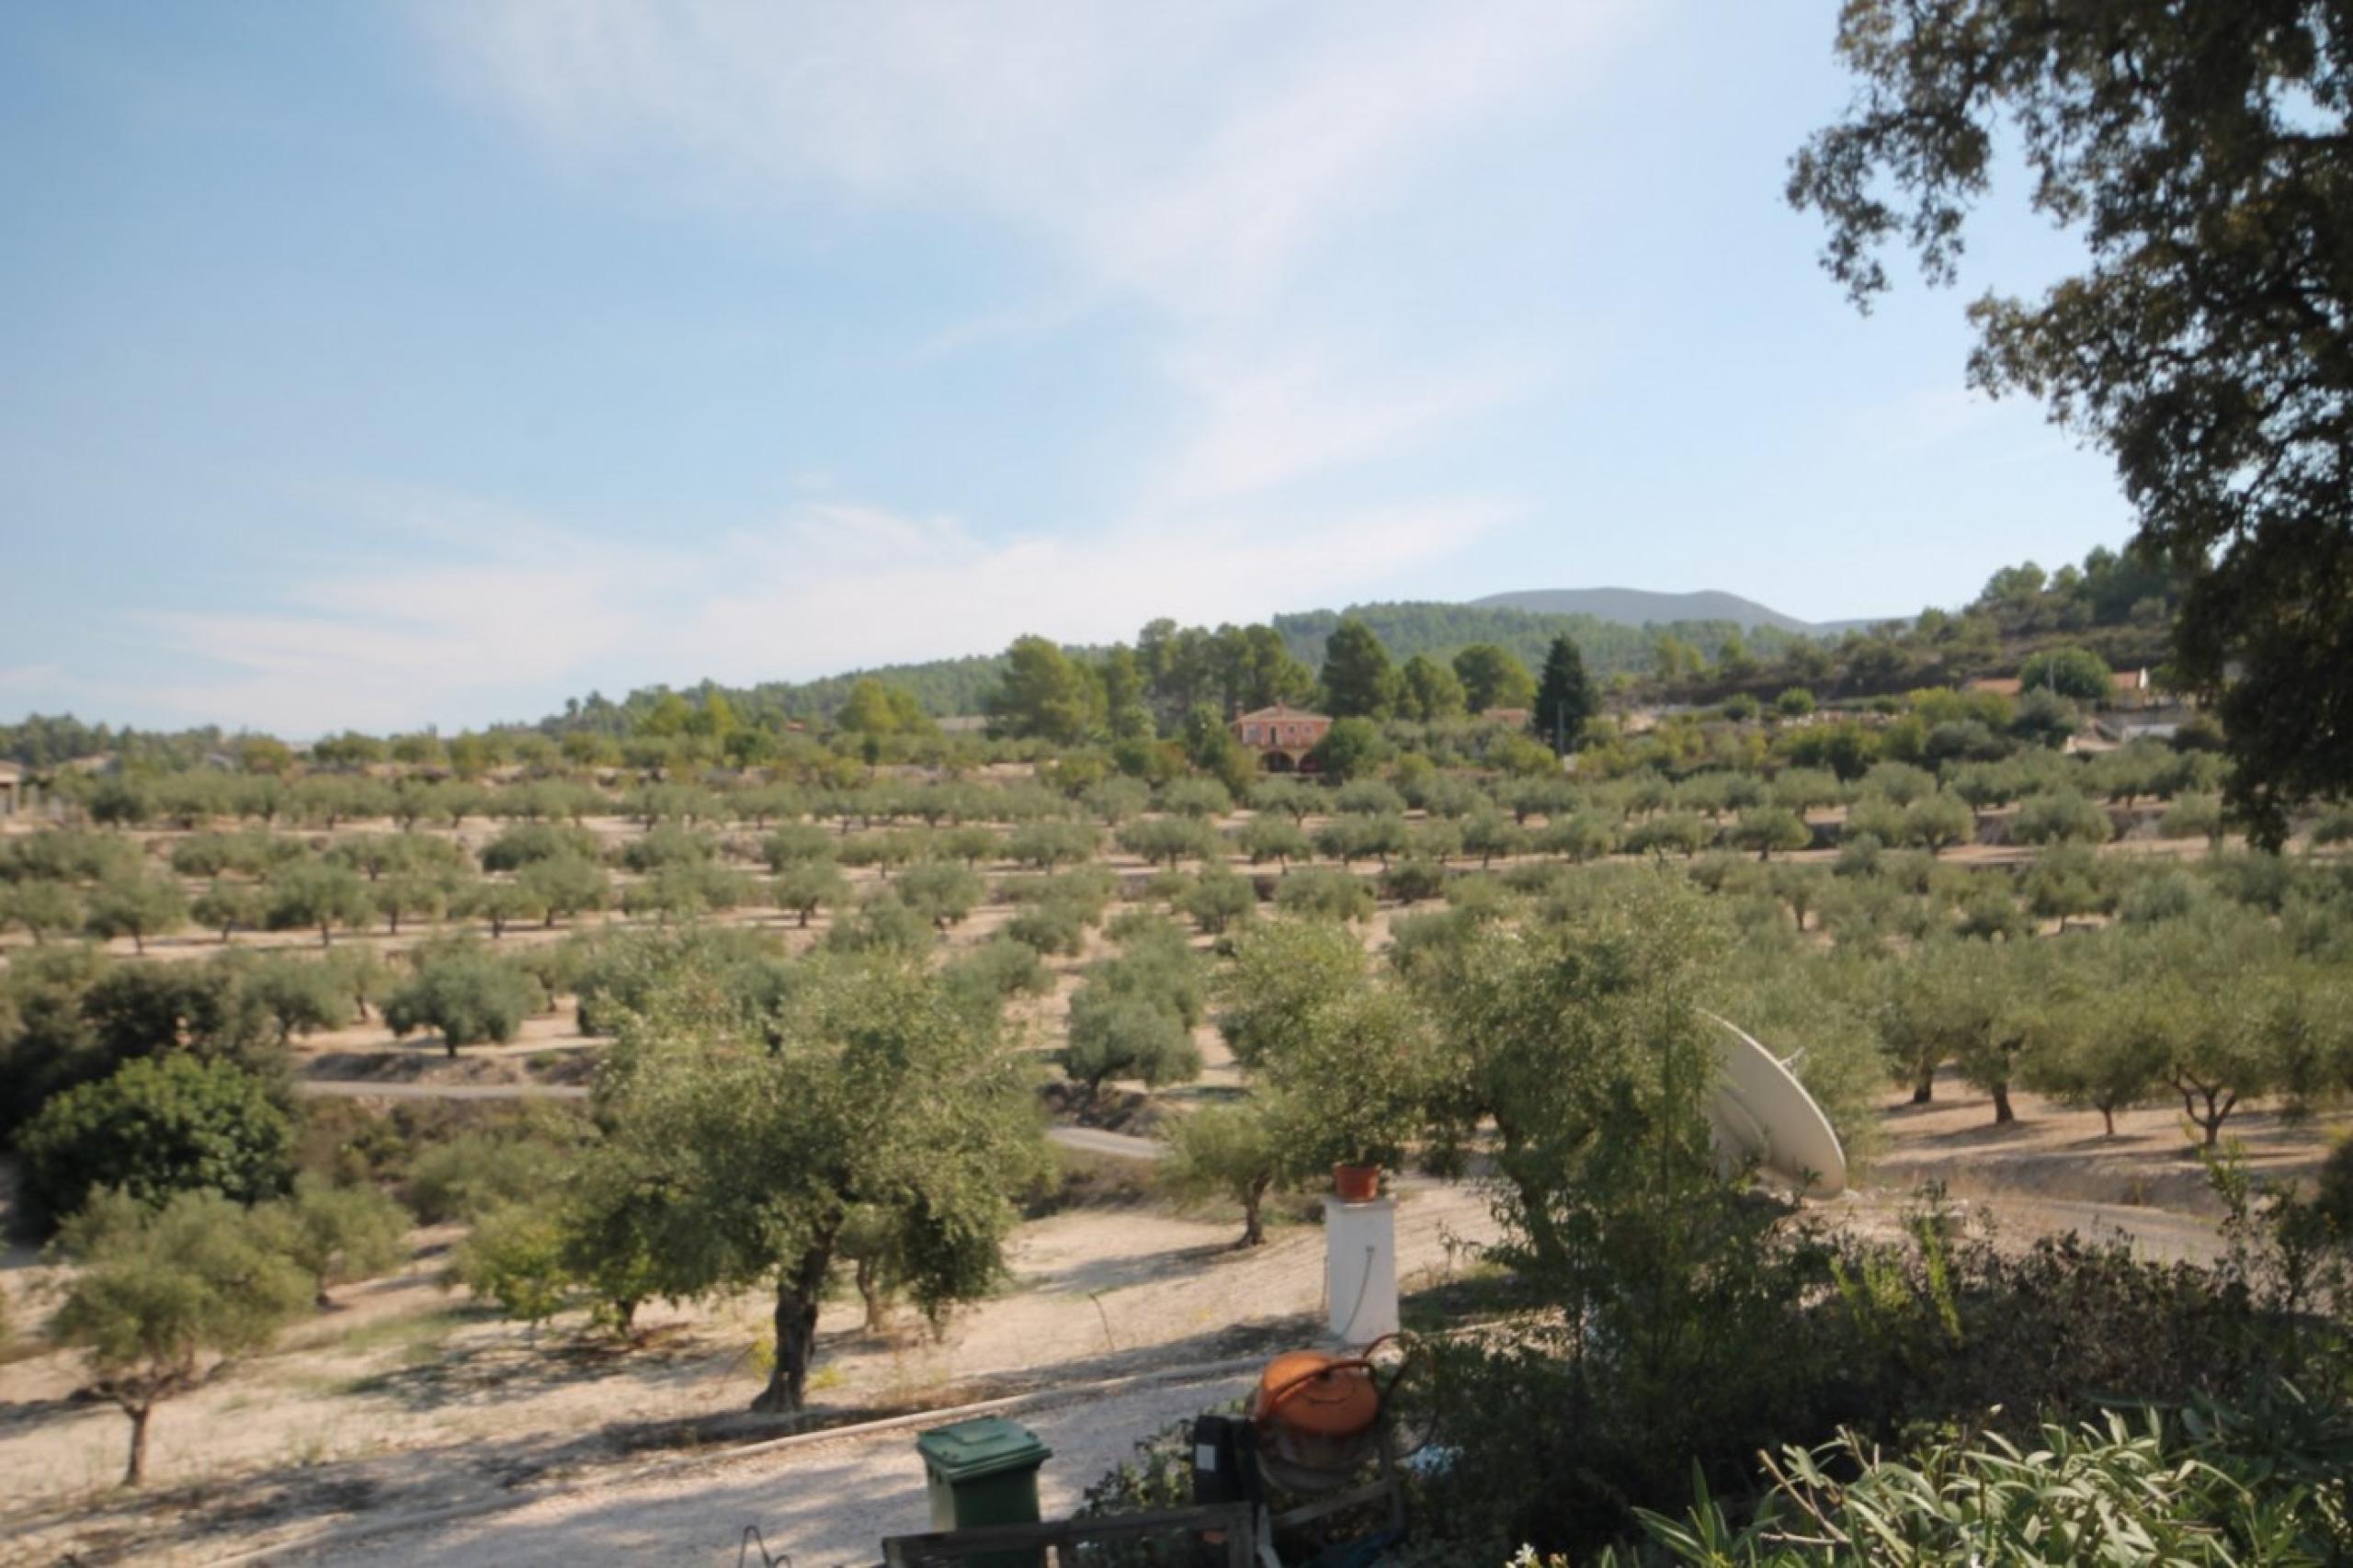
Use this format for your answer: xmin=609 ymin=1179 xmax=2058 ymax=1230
xmin=423 ymin=0 xmax=1635 ymax=319
xmin=75 ymin=2 xmax=1632 ymax=733
xmin=131 ymin=487 xmax=1517 ymax=734
xmin=1149 ymin=347 xmax=1541 ymax=511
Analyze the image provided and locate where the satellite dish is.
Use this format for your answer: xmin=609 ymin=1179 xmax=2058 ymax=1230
xmin=1699 ymin=1012 xmax=1846 ymax=1198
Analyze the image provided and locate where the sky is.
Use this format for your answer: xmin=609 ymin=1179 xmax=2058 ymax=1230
xmin=0 ymin=2 xmax=2135 ymax=737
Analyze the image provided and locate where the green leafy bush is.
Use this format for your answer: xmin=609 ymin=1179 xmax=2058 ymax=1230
xmin=21 ymin=1055 xmax=295 ymax=1229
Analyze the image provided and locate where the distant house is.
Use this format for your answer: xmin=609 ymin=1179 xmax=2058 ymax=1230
xmin=1477 ymin=708 xmax=1533 ymax=728
xmin=1232 ymin=703 xmax=1332 ymax=773
xmin=0 ymin=760 xmax=21 ymax=817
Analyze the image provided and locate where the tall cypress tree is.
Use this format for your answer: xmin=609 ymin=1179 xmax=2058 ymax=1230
xmin=1533 ymin=634 xmax=1597 ymax=754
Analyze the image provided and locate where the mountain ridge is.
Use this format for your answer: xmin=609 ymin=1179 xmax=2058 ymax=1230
xmin=1472 ymin=586 xmax=1891 ymax=637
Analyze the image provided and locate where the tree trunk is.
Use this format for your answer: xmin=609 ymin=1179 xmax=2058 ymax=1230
xmin=856 ymin=1256 xmax=888 ymax=1335
xmin=123 ymin=1403 xmax=153 ymax=1487
xmin=1911 ymin=1068 xmax=1935 ymax=1105
xmin=1241 ymin=1176 xmax=1268 ymax=1248
xmin=319 ymin=924 xmax=333 ymax=948
xmin=2200 ymin=1090 xmax=2236 ymax=1147
xmin=2100 ymin=1105 xmax=2117 ymax=1139
xmin=753 ymin=1242 xmax=835 ymax=1414
xmin=445 ymin=1033 xmax=460 ymax=1060
xmin=1991 ymin=1083 xmax=2016 ymax=1125
xmin=131 ymin=932 xmax=145 ymax=955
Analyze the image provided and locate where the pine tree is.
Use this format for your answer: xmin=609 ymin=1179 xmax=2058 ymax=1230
xmin=1533 ymin=635 xmax=1597 ymax=754
xmin=1318 ymin=619 xmax=1394 ymax=719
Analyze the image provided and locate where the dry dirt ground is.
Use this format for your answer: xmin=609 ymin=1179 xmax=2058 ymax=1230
xmin=7 ymin=1069 xmax=2329 ymax=1566
xmin=0 ymin=1186 xmax=1500 ymax=1565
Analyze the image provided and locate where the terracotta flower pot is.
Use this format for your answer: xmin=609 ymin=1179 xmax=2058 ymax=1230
xmin=1332 ymin=1163 xmax=1381 ymax=1202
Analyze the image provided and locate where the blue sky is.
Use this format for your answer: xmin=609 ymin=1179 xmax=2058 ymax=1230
xmin=0 ymin=2 xmax=2131 ymax=736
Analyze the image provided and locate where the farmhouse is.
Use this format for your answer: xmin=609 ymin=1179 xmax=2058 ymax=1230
xmin=1231 ymin=703 xmax=1331 ymax=773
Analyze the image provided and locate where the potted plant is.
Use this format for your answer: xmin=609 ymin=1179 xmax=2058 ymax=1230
xmin=1266 ymin=990 xmax=1428 ymax=1204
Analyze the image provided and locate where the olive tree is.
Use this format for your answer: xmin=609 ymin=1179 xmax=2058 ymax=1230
xmin=256 ymin=1174 xmax=411 ymax=1306
xmin=383 ymin=950 xmax=544 ymax=1057
xmin=1729 ymin=807 xmax=1811 ymax=861
xmin=190 ymin=881 xmax=267 ymax=943
xmin=1161 ymin=1100 xmax=1290 ymax=1247
xmin=585 ymin=952 xmax=1042 ymax=1411
xmin=266 ymin=862 xmax=374 ymax=947
xmin=1 ymin=879 xmax=81 ymax=944
xmin=1877 ymin=937 xmax=2021 ymax=1120
xmin=1059 ymin=992 xmax=1200 ymax=1093
xmin=770 ymin=860 xmax=849 ymax=927
xmin=83 ymin=869 xmax=187 ymax=955
xmin=1420 ymin=875 xmax=1776 ymax=1392
xmin=50 ymin=1189 xmax=313 ymax=1485
xmin=2020 ymin=955 xmax=2173 ymax=1138
xmin=1117 ymin=815 xmax=1222 ymax=869
xmin=1237 ymin=816 xmax=1311 ymax=869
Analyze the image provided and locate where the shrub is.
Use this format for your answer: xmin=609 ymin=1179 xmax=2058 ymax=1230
xmin=480 ymin=823 xmax=599 ymax=872
xmin=451 ymin=1201 xmax=574 ymax=1329
xmin=405 ymin=1128 xmax=574 ymax=1223
xmin=2014 ymin=788 xmax=2115 ymax=846
xmin=822 ymin=892 xmax=936 ymax=958
xmin=1380 ymin=858 xmax=1449 ymax=903
xmin=894 ymin=861 xmax=985 ymax=929
xmin=1006 ymin=898 xmax=1090 ymax=957
xmin=517 ymin=853 xmax=612 ymax=925
xmin=616 ymin=824 xmax=718 ymax=873
xmin=20 ymin=1056 xmax=295 ymax=1230
xmin=1332 ymin=779 xmax=1407 ymax=816
xmin=256 ymin=1174 xmax=410 ymax=1304
xmin=2019 ymin=644 xmax=2117 ymax=702
xmin=1116 ymin=815 xmax=1222 ymax=867
xmin=942 ymin=937 xmax=1053 ymax=1005
xmin=1181 ymin=867 xmax=1257 ymax=934
xmin=1006 ymin=819 xmax=1100 ymax=869
xmin=2160 ymin=790 xmax=2228 ymax=845
xmin=1155 ymin=777 xmax=1233 ymax=819
xmin=759 ymin=824 xmax=836 ymax=868
xmin=1236 ymin=816 xmax=1311 ymax=868
xmin=1274 ymin=869 xmax=1375 ymax=923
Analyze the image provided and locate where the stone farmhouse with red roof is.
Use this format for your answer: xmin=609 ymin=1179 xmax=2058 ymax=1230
xmin=1230 ymin=703 xmax=1331 ymax=773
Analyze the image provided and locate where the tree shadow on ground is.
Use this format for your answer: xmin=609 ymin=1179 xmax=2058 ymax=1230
xmin=1021 ymin=1239 xmax=1232 ymax=1299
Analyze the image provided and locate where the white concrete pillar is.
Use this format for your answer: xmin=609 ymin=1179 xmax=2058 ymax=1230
xmin=1324 ymin=1195 xmax=1398 ymax=1345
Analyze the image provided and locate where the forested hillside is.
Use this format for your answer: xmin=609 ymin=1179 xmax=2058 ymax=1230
xmin=1271 ymin=602 xmax=1800 ymax=683
xmin=519 ymin=601 xmax=1802 ymax=742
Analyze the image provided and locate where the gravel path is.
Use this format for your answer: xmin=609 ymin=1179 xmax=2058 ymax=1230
xmin=300 ymin=1370 xmax=1251 ymax=1568
xmin=295 ymin=1081 xmax=1164 ymax=1167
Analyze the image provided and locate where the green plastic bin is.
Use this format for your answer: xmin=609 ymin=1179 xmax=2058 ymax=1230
xmin=916 ymin=1416 xmax=1052 ymax=1568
